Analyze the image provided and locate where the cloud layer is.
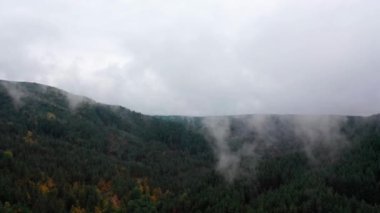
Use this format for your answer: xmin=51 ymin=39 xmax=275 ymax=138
xmin=1 ymin=0 xmax=379 ymax=115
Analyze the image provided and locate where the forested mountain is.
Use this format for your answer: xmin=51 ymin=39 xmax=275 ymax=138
xmin=1 ymin=80 xmax=380 ymax=212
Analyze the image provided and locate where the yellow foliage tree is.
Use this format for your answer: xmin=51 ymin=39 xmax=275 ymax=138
xmin=24 ymin=130 xmax=37 ymax=144
xmin=94 ymin=206 xmax=103 ymax=213
xmin=137 ymin=177 xmax=150 ymax=195
xmin=151 ymin=187 xmax=163 ymax=203
xmin=3 ymin=150 xmax=13 ymax=158
xmin=71 ymin=206 xmax=86 ymax=213
xmin=39 ymin=177 xmax=55 ymax=194
xmin=46 ymin=112 xmax=57 ymax=120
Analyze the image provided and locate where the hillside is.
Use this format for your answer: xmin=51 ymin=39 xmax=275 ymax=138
xmin=1 ymin=80 xmax=380 ymax=212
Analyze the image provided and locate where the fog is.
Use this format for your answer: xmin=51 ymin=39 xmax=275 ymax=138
xmin=203 ymin=115 xmax=348 ymax=181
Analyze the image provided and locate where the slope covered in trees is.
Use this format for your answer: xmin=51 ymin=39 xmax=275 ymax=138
xmin=0 ymin=80 xmax=380 ymax=212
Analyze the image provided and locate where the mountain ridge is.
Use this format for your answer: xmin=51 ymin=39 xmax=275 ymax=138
xmin=1 ymin=79 xmax=375 ymax=118
xmin=1 ymin=79 xmax=380 ymax=212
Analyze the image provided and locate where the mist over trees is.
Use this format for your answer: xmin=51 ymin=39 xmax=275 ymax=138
xmin=1 ymin=80 xmax=380 ymax=212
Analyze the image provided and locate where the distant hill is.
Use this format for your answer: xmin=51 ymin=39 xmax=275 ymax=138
xmin=1 ymin=79 xmax=380 ymax=212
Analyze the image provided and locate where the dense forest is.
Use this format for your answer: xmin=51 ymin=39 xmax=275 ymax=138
xmin=1 ymin=80 xmax=380 ymax=212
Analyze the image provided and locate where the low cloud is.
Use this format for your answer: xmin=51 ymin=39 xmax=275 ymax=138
xmin=1 ymin=80 xmax=93 ymax=111
xmin=0 ymin=81 xmax=28 ymax=107
xmin=61 ymin=91 xmax=94 ymax=110
xmin=203 ymin=115 xmax=348 ymax=182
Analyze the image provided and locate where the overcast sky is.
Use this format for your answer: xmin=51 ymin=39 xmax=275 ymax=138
xmin=0 ymin=0 xmax=379 ymax=116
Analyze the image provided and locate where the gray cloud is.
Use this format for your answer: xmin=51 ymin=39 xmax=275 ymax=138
xmin=0 ymin=0 xmax=379 ymax=115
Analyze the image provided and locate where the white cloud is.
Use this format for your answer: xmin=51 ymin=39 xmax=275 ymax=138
xmin=0 ymin=0 xmax=379 ymax=115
